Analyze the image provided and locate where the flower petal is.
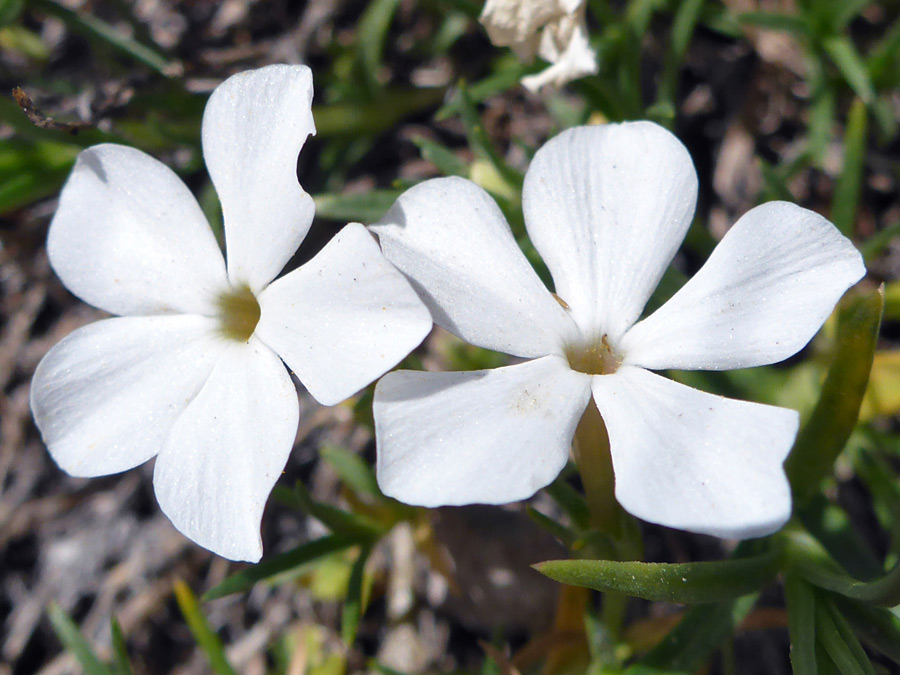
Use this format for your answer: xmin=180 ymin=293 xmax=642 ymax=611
xmin=47 ymin=144 xmax=228 ymax=316
xmin=370 ymin=176 xmax=577 ymax=358
xmin=374 ymin=355 xmax=591 ymax=506
xmin=202 ymin=64 xmax=316 ymax=291
xmin=522 ymin=122 xmax=698 ymax=340
xmin=591 ymin=366 xmax=796 ymax=539
xmin=621 ymin=202 xmax=866 ymax=371
xmin=153 ymin=339 xmax=299 ymax=562
xmin=31 ymin=315 xmax=224 ymax=477
xmin=256 ymin=223 xmax=431 ymax=406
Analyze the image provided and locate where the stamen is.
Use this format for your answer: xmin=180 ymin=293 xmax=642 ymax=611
xmin=217 ymin=284 xmax=261 ymax=342
xmin=565 ymin=334 xmax=621 ymax=375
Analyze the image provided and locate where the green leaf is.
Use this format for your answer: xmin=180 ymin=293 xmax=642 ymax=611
xmin=413 ymin=136 xmax=468 ymax=177
xmin=815 ymin=595 xmax=876 ymax=675
xmin=341 ymin=544 xmax=372 ymax=645
xmin=173 ymin=580 xmax=238 ymax=675
xmin=283 ymin=481 xmax=385 ymax=540
xmin=527 ymin=506 xmax=578 ymax=548
xmin=636 ymin=594 xmax=758 ymax=671
xmin=312 ymin=87 xmax=445 ymax=138
xmin=534 ymin=549 xmax=779 ymax=604
xmin=32 ymin=0 xmax=179 ymax=77
xmin=109 ymin=616 xmax=134 ymax=675
xmin=866 ymin=16 xmax=900 ymax=86
xmin=821 ymin=35 xmax=875 ymax=103
xmin=831 ymin=97 xmax=868 ymax=237
xmin=860 ymin=220 xmax=900 ymax=261
xmin=784 ymin=575 xmax=817 ymax=675
xmin=785 ymin=529 xmax=900 ymax=606
xmin=837 ymin=598 xmax=900 ymax=664
xmin=545 ymin=477 xmax=591 ymax=531
xmin=785 ymin=287 xmax=882 ymax=504
xmin=319 ymin=445 xmax=381 ymax=498
xmin=47 ymin=603 xmax=112 ymax=675
xmin=313 ymin=189 xmax=401 ymax=223
xmin=204 ymin=535 xmax=358 ymax=600
xmin=357 ymin=0 xmax=401 ymax=93
xmin=0 ymin=0 xmax=24 ymax=26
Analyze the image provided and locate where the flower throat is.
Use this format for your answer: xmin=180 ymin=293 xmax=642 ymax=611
xmin=217 ymin=284 xmax=260 ymax=342
xmin=565 ymin=334 xmax=621 ymax=375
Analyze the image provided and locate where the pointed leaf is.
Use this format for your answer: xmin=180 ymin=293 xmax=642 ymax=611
xmin=109 ymin=616 xmax=134 ymax=675
xmin=47 ymin=603 xmax=111 ymax=675
xmin=785 ymin=287 xmax=882 ymax=505
xmin=341 ymin=544 xmax=372 ymax=646
xmin=785 ymin=574 xmax=817 ymax=675
xmin=534 ymin=549 xmax=779 ymax=604
xmin=831 ymin=98 xmax=868 ymax=237
xmin=320 ymin=445 xmax=381 ymax=499
xmin=173 ymin=580 xmax=238 ymax=675
xmin=204 ymin=534 xmax=358 ymax=600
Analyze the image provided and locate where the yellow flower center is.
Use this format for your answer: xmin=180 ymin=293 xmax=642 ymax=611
xmin=565 ymin=334 xmax=621 ymax=376
xmin=217 ymin=284 xmax=260 ymax=342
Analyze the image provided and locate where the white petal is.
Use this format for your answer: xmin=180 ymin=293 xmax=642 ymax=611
xmin=256 ymin=223 xmax=432 ymax=406
xmin=370 ymin=176 xmax=577 ymax=358
xmin=522 ymin=122 xmax=698 ymax=340
xmin=479 ymin=0 xmax=564 ymax=48
xmin=591 ymin=366 xmax=796 ymax=539
xmin=202 ymin=64 xmax=316 ymax=291
xmin=48 ymin=144 xmax=228 ymax=316
xmin=374 ymin=356 xmax=592 ymax=506
xmin=31 ymin=315 xmax=224 ymax=477
xmin=154 ymin=339 xmax=299 ymax=562
xmin=622 ymin=202 xmax=866 ymax=371
xmin=521 ymin=11 xmax=598 ymax=92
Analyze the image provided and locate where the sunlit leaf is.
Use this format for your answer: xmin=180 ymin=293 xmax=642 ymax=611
xmin=173 ymin=580 xmax=237 ymax=675
xmin=785 ymin=287 xmax=883 ymax=505
xmin=47 ymin=603 xmax=111 ymax=675
xmin=534 ymin=549 xmax=779 ymax=603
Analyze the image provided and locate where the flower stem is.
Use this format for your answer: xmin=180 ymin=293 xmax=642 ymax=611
xmin=572 ymin=402 xmax=621 ymax=538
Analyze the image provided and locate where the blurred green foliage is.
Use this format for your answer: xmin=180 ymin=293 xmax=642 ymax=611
xmin=10 ymin=0 xmax=898 ymax=673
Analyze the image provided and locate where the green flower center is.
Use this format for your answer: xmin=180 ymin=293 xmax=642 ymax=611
xmin=217 ymin=284 xmax=260 ymax=342
xmin=565 ymin=334 xmax=621 ymax=376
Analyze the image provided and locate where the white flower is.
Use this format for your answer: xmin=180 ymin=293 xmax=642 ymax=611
xmin=369 ymin=121 xmax=866 ymax=539
xmin=30 ymin=65 xmax=432 ymax=562
xmin=479 ymin=0 xmax=597 ymax=92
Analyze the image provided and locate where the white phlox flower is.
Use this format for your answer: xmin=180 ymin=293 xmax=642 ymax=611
xmin=370 ymin=121 xmax=866 ymax=539
xmin=479 ymin=0 xmax=597 ymax=92
xmin=30 ymin=65 xmax=432 ymax=562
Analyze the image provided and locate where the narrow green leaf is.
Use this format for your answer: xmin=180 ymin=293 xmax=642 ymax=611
xmin=289 ymin=481 xmax=385 ymax=539
xmin=545 ymin=477 xmax=591 ymax=531
xmin=527 ymin=506 xmax=577 ymax=548
xmin=866 ymin=16 xmax=900 ymax=85
xmin=33 ymin=0 xmax=179 ymax=77
xmin=784 ymin=575 xmax=817 ymax=675
xmin=534 ymin=549 xmax=779 ymax=604
xmin=785 ymin=529 xmax=900 ymax=606
xmin=357 ymin=0 xmax=401 ymax=92
xmin=785 ymin=287 xmax=883 ymax=504
xmin=204 ymin=535 xmax=358 ymax=600
xmin=47 ymin=603 xmax=111 ymax=675
xmin=312 ymin=87 xmax=445 ymax=138
xmin=821 ymin=35 xmax=875 ymax=103
xmin=173 ymin=580 xmax=238 ymax=675
xmin=637 ymin=594 xmax=758 ymax=671
xmin=0 ymin=0 xmax=24 ymax=26
xmin=798 ymin=496 xmax=883 ymax=580
xmin=654 ymin=0 xmax=703 ymax=110
xmin=109 ymin=617 xmax=134 ymax=675
xmin=313 ymin=189 xmax=401 ymax=223
xmin=815 ymin=596 xmax=876 ymax=675
xmin=413 ymin=136 xmax=468 ymax=177
xmin=860 ymin=221 xmax=900 ymax=261
xmin=319 ymin=445 xmax=381 ymax=498
xmin=341 ymin=544 xmax=372 ymax=645
xmin=837 ymin=598 xmax=900 ymax=664
xmin=831 ymin=97 xmax=868 ymax=236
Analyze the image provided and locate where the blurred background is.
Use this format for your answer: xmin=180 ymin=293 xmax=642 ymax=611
xmin=1 ymin=0 xmax=899 ymax=673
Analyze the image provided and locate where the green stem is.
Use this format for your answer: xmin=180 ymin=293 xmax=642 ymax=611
xmin=572 ymin=403 xmax=621 ymax=538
